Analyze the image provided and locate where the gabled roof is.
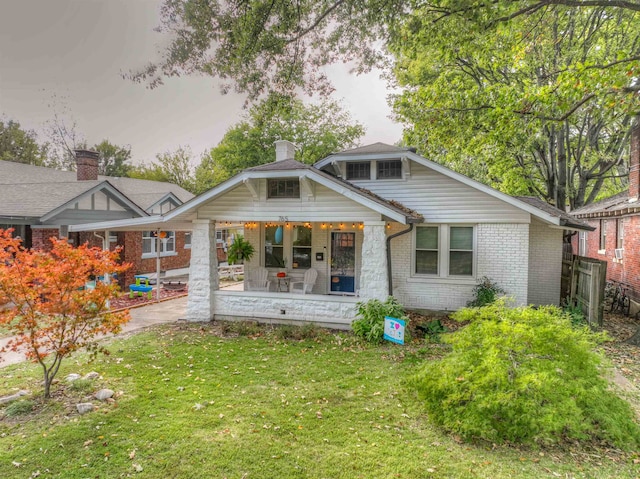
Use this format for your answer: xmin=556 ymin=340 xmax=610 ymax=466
xmin=315 ymin=144 xmax=589 ymax=230
xmin=569 ymin=192 xmax=640 ymax=218
xmin=0 ymin=160 xmax=194 ymax=221
xmin=69 ymin=158 xmax=424 ymax=233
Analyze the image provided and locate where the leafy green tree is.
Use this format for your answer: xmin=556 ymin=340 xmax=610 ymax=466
xmin=132 ymin=0 xmax=639 ymax=103
xmin=0 ymin=119 xmax=48 ymax=166
xmin=93 ymin=140 xmax=132 ymax=177
xmin=391 ymin=5 xmax=639 ymax=208
xmin=129 ymin=146 xmax=196 ymax=192
xmin=194 ymin=95 xmax=364 ymax=192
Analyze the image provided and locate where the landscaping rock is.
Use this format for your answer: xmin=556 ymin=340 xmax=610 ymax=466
xmin=95 ymin=389 xmax=114 ymax=401
xmin=66 ymin=373 xmax=81 ymax=382
xmin=76 ymin=403 xmax=94 ymax=415
xmin=0 ymin=390 xmax=30 ymax=405
xmin=83 ymin=372 xmax=100 ymax=380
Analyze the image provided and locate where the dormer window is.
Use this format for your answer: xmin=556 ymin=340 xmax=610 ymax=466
xmin=268 ymin=179 xmax=300 ymax=198
xmin=346 ymin=162 xmax=371 ymax=180
xmin=377 ymin=160 xmax=402 ymax=179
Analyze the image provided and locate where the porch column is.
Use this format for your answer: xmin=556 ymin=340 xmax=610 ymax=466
xmin=359 ymin=221 xmax=388 ymax=300
xmin=186 ymin=220 xmax=219 ymax=321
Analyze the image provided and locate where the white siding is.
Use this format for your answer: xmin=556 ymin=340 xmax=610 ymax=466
xmin=196 ymin=181 xmax=381 ymax=222
xmin=391 ymin=223 xmax=529 ymax=310
xmin=528 ymin=221 xmax=562 ymax=306
xmin=349 ymin=162 xmax=530 ymax=223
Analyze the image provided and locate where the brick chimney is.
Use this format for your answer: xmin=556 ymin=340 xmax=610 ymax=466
xmin=75 ymin=149 xmax=99 ymax=181
xmin=274 ymin=140 xmax=296 ymax=162
xmin=630 ymin=118 xmax=640 ymax=202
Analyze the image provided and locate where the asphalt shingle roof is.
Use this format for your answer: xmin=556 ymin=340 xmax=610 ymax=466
xmin=0 ymin=160 xmax=193 ymax=219
xmin=515 ymin=196 xmax=593 ymax=230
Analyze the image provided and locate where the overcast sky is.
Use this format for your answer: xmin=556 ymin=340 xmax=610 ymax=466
xmin=0 ymin=0 xmax=402 ymax=166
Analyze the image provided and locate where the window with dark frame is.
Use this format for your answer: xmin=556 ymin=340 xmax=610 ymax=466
xmin=376 ymin=160 xmax=402 ymax=179
xmin=346 ymin=162 xmax=371 ymax=180
xmin=267 ymin=179 xmax=300 ymax=198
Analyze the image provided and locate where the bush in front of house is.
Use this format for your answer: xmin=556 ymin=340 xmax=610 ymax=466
xmin=410 ymin=301 xmax=640 ymax=448
xmin=352 ymin=296 xmax=408 ymax=344
xmin=466 ymin=276 xmax=505 ymax=307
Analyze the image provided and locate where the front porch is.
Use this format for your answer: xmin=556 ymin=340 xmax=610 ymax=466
xmin=187 ymin=219 xmax=391 ymax=325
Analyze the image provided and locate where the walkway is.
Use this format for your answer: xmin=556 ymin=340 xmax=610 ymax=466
xmin=0 ymin=296 xmax=188 ymax=368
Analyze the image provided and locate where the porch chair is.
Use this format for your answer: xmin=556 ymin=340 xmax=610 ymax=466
xmin=246 ymin=267 xmax=271 ymax=292
xmin=290 ymin=268 xmax=318 ymax=294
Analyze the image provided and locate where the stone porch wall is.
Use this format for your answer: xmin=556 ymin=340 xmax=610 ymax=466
xmin=212 ymin=291 xmax=358 ymax=329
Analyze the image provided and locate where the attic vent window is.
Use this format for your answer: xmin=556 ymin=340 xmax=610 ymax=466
xmin=346 ymin=162 xmax=371 ymax=180
xmin=377 ymin=160 xmax=402 ymax=179
xmin=268 ymin=179 xmax=300 ymax=198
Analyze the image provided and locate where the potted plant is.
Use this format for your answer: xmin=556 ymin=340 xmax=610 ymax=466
xmin=227 ymin=235 xmax=255 ymax=265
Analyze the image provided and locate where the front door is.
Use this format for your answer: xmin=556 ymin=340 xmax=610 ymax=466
xmin=330 ymin=232 xmax=356 ymax=294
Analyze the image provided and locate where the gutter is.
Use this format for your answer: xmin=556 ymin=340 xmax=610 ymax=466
xmin=386 ymin=223 xmax=414 ymax=296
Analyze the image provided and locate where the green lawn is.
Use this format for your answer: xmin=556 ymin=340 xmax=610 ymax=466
xmin=0 ymin=323 xmax=638 ymax=478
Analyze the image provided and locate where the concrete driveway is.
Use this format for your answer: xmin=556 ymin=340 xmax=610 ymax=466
xmin=0 ymin=296 xmax=188 ymax=368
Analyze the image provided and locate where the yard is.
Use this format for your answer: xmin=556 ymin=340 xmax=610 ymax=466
xmin=1 ymin=318 xmax=639 ymax=478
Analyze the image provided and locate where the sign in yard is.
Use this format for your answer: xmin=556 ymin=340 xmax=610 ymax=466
xmin=383 ymin=316 xmax=405 ymax=345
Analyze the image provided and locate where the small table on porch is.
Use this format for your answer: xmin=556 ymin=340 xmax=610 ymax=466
xmin=276 ymin=276 xmax=290 ymax=292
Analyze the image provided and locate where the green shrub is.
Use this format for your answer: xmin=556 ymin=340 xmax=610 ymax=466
xmin=275 ymin=323 xmax=322 ymax=340
xmin=410 ymin=301 xmax=640 ymax=448
xmin=69 ymin=378 xmax=94 ymax=393
xmin=352 ymin=296 xmax=408 ymax=344
xmin=418 ymin=319 xmax=447 ymax=343
xmin=562 ymin=298 xmax=587 ymax=328
xmin=5 ymin=399 xmax=35 ymax=417
xmin=466 ymin=276 xmax=505 ymax=307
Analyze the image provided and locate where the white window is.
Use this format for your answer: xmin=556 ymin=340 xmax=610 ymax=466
xmin=184 ymin=232 xmax=192 ymax=249
xmin=414 ymin=225 xmax=475 ymax=278
xmin=415 ymin=226 xmax=439 ymax=275
xmin=142 ymin=231 xmax=176 ymax=257
xmin=578 ymin=231 xmax=587 ymax=256
xmin=449 ymin=227 xmax=473 ymax=276
xmin=617 ymin=219 xmax=624 ymax=249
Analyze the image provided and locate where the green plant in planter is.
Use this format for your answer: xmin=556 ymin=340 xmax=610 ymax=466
xmin=227 ymin=235 xmax=255 ymax=265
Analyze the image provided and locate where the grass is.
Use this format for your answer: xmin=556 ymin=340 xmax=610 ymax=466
xmin=1 ymin=322 xmax=639 ymax=478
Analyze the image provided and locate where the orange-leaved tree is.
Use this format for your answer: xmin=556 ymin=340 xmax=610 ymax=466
xmin=0 ymin=229 xmax=131 ymax=398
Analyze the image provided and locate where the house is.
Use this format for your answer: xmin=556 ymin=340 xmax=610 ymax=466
xmin=68 ymin=140 xmax=589 ymax=328
xmin=570 ymin=119 xmax=640 ymax=301
xmin=0 ymin=150 xmax=194 ymax=285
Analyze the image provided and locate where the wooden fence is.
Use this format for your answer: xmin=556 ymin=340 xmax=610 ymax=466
xmin=562 ymin=253 xmax=607 ymax=328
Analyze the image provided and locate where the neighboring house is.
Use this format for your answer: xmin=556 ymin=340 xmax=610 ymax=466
xmin=0 ymin=150 xmax=194 ymax=285
xmin=570 ymin=119 xmax=640 ymax=298
xmin=69 ymin=140 xmax=589 ymax=328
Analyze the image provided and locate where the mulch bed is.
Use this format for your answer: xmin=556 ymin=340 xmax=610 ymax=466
xmin=109 ymin=286 xmax=188 ymax=311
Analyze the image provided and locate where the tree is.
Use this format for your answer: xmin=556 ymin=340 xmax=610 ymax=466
xmin=194 ymin=94 xmax=364 ymax=192
xmin=129 ymin=146 xmax=196 ymax=192
xmin=131 ymin=0 xmax=639 ymax=103
xmin=390 ymin=5 xmax=639 ymax=208
xmin=94 ymin=140 xmax=132 ymax=177
xmin=0 ymin=119 xmax=49 ymax=166
xmin=0 ymin=230 xmax=131 ymax=399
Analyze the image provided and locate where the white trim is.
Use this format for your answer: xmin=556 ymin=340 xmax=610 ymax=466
xmin=41 ymin=181 xmax=148 ymax=222
xmin=317 ymin=150 xmax=564 ymax=227
xmin=412 ymin=224 xmax=476 ymax=279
